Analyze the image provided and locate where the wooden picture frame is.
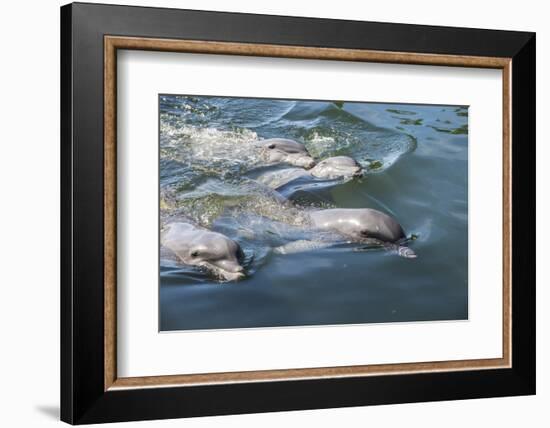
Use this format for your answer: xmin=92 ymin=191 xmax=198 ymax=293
xmin=61 ymin=2 xmax=535 ymax=424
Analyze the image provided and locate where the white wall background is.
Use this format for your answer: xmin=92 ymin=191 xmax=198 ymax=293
xmin=0 ymin=0 xmax=545 ymax=426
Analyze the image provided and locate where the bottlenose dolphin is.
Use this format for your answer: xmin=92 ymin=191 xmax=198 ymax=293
xmin=276 ymin=208 xmax=417 ymax=258
xmin=256 ymin=156 xmax=362 ymax=190
xmin=255 ymin=138 xmax=316 ymax=169
xmin=161 ymin=222 xmax=246 ymax=281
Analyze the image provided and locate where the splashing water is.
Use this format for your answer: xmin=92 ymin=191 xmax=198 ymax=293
xmin=159 ymin=95 xmax=420 ymax=277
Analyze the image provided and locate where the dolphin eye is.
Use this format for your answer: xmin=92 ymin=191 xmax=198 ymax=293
xmin=190 ymin=250 xmax=200 ymax=257
xmin=267 ymin=144 xmax=276 ymax=149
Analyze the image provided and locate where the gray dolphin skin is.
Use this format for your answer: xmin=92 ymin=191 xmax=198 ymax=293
xmin=310 ymin=156 xmax=362 ymax=179
xmin=256 ymin=168 xmax=310 ymax=189
xmin=256 ymin=156 xmax=363 ymax=190
xmin=161 ymin=222 xmax=246 ymax=281
xmin=255 ymin=138 xmax=316 ymax=169
xmin=308 ymin=208 xmax=417 ymax=258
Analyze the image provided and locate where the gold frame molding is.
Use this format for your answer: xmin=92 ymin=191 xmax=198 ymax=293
xmin=104 ymin=36 xmax=512 ymax=391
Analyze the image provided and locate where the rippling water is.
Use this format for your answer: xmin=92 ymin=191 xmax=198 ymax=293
xmin=159 ymin=95 xmax=468 ymax=331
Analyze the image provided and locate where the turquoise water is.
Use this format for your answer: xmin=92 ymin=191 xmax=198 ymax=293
xmin=159 ymin=95 xmax=468 ymax=331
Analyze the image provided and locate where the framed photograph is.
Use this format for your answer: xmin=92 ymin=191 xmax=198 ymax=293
xmin=61 ymin=2 xmax=535 ymax=424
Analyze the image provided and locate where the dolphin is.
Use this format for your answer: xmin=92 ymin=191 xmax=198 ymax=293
xmin=161 ymin=222 xmax=246 ymax=281
xmin=255 ymin=138 xmax=316 ymax=169
xmin=275 ymin=208 xmax=416 ymax=258
xmin=310 ymin=156 xmax=362 ymax=179
xmin=256 ymin=156 xmax=362 ymax=190
xmin=309 ymin=208 xmax=417 ymax=258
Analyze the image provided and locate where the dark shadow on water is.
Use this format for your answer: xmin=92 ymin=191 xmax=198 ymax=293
xmin=35 ymin=405 xmax=59 ymax=420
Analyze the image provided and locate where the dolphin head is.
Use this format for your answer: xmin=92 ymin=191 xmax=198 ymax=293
xmin=162 ymin=223 xmax=246 ymax=281
xmin=309 ymin=208 xmax=405 ymax=243
xmin=309 ymin=156 xmax=362 ymax=179
xmin=256 ymin=138 xmax=316 ymax=169
xmin=187 ymin=232 xmax=246 ymax=281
